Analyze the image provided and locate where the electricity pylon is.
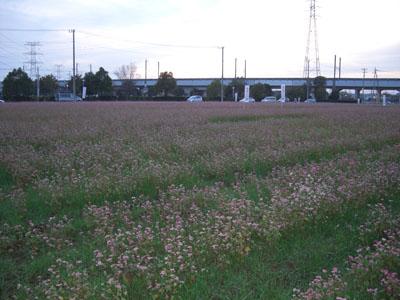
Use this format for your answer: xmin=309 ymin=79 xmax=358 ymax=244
xmin=303 ymin=0 xmax=321 ymax=78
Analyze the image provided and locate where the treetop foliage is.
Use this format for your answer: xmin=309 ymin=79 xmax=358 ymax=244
xmin=155 ymin=72 xmax=177 ymax=97
xmin=2 ymin=68 xmax=34 ymax=101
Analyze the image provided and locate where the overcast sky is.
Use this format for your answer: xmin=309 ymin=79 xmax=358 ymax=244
xmin=0 ymin=0 xmax=399 ymax=80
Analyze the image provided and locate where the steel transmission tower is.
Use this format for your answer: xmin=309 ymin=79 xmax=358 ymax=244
xmin=24 ymin=42 xmax=42 ymax=78
xmin=303 ymin=0 xmax=321 ymax=78
xmin=55 ymin=64 xmax=63 ymax=80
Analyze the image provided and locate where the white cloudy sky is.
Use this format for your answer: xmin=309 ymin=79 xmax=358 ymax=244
xmin=0 ymin=0 xmax=399 ymax=80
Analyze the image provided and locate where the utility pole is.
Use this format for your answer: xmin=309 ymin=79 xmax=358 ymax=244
xmin=233 ymin=58 xmax=237 ymax=101
xmin=333 ymin=55 xmax=337 ymax=90
xmin=306 ymin=59 xmax=311 ymax=99
xmin=361 ymin=68 xmax=367 ymax=102
xmin=244 ymin=59 xmax=247 ymax=79
xmin=234 ymin=58 xmax=237 ymax=78
xmin=145 ymin=59 xmax=148 ymax=87
xmin=36 ymin=66 xmax=40 ymax=101
xmin=90 ymin=64 xmax=92 ymax=73
xmin=157 ymin=61 xmax=160 ymax=78
xmin=220 ymin=47 xmax=224 ymax=102
xmin=69 ymin=29 xmax=76 ymax=101
xmin=333 ymin=55 xmax=342 ymax=83
xmin=373 ymin=68 xmax=379 ymax=103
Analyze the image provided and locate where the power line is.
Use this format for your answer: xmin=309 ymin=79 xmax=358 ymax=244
xmin=0 ymin=45 xmax=18 ymax=56
xmin=0 ymin=60 xmax=13 ymax=67
xmin=0 ymin=33 xmax=25 ymax=49
xmin=0 ymin=28 xmax=68 ymax=32
xmin=78 ymin=30 xmax=219 ymax=49
xmin=0 ymin=28 xmax=223 ymax=81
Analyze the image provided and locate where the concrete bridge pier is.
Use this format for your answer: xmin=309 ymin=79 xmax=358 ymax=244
xmin=355 ymin=89 xmax=361 ymax=101
xmin=376 ymin=89 xmax=382 ymax=103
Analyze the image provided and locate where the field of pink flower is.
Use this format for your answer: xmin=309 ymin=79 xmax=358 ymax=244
xmin=1 ymin=102 xmax=400 ymax=299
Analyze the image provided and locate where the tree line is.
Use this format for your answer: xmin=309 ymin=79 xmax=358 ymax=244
xmin=1 ymin=67 xmax=336 ymax=101
xmin=1 ymin=67 xmax=114 ymax=101
xmin=1 ymin=67 xmax=180 ymax=101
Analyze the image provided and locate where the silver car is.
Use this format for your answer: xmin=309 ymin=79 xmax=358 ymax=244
xmin=187 ymin=95 xmax=203 ymax=102
xmin=261 ymin=96 xmax=277 ymax=103
xmin=239 ymin=97 xmax=256 ymax=103
xmin=304 ymin=98 xmax=316 ymax=103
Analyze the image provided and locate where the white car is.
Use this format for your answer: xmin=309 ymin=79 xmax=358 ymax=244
xmin=239 ymin=97 xmax=255 ymax=103
xmin=261 ymin=96 xmax=277 ymax=103
xmin=56 ymin=93 xmax=82 ymax=101
xmin=186 ymin=95 xmax=203 ymax=102
xmin=0 ymin=99 xmax=5 ymax=103
xmin=278 ymin=97 xmax=289 ymax=103
xmin=304 ymin=98 xmax=316 ymax=103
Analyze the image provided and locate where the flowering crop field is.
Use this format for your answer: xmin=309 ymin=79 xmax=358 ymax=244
xmin=1 ymin=102 xmax=400 ymax=299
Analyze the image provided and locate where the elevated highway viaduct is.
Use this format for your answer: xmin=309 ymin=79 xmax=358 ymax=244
xmin=114 ymin=77 xmax=400 ymax=99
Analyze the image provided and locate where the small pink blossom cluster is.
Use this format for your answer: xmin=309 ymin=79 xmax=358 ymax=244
xmin=293 ymin=215 xmax=400 ymax=299
xmin=0 ymin=215 xmax=73 ymax=259
xmin=8 ymin=144 xmax=400 ymax=299
xmin=292 ymin=267 xmax=347 ymax=300
xmin=26 ymin=215 xmax=74 ymax=257
xmin=381 ymin=269 xmax=400 ymax=297
xmin=2 ymin=102 xmax=400 ymax=299
xmin=358 ymin=202 xmax=395 ymax=242
xmin=262 ymin=149 xmax=400 ymax=234
xmin=18 ymin=258 xmax=93 ymax=299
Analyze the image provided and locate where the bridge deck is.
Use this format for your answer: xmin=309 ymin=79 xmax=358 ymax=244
xmin=114 ymin=78 xmax=400 ymax=90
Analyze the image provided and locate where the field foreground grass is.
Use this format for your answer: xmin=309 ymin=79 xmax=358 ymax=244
xmin=1 ymin=102 xmax=400 ymax=299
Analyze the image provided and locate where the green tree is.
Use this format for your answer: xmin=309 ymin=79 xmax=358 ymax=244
xmin=173 ymin=86 xmax=185 ymax=97
xmin=250 ymin=83 xmax=272 ymax=101
xmin=40 ymin=74 xmax=58 ymax=97
xmin=94 ymin=67 xmax=113 ymax=96
xmin=207 ymin=79 xmax=221 ymax=100
xmin=313 ymin=76 xmax=327 ymax=101
xmin=83 ymin=72 xmax=96 ymax=96
xmin=148 ymin=86 xmax=157 ymax=97
xmin=119 ymin=80 xmax=136 ymax=98
xmin=250 ymin=83 xmax=265 ymax=101
xmin=264 ymin=84 xmax=273 ymax=97
xmin=2 ymin=68 xmax=34 ymax=101
xmin=190 ymin=88 xmax=202 ymax=96
xmin=226 ymin=78 xmax=245 ymax=100
xmin=155 ymin=72 xmax=177 ymax=97
xmin=287 ymin=85 xmax=307 ymax=101
xmin=329 ymin=88 xmax=340 ymax=101
xmin=68 ymin=75 xmax=83 ymax=96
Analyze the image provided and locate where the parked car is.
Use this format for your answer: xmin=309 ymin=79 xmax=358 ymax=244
xmin=186 ymin=95 xmax=203 ymax=102
xmin=261 ymin=96 xmax=277 ymax=103
xmin=239 ymin=97 xmax=255 ymax=103
xmin=0 ymin=99 xmax=5 ymax=103
xmin=304 ymin=98 xmax=316 ymax=103
xmin=55 ymin=93 xmax=82 ymax=101
xmin=278 ymin=97 xmax=289 ymax=103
